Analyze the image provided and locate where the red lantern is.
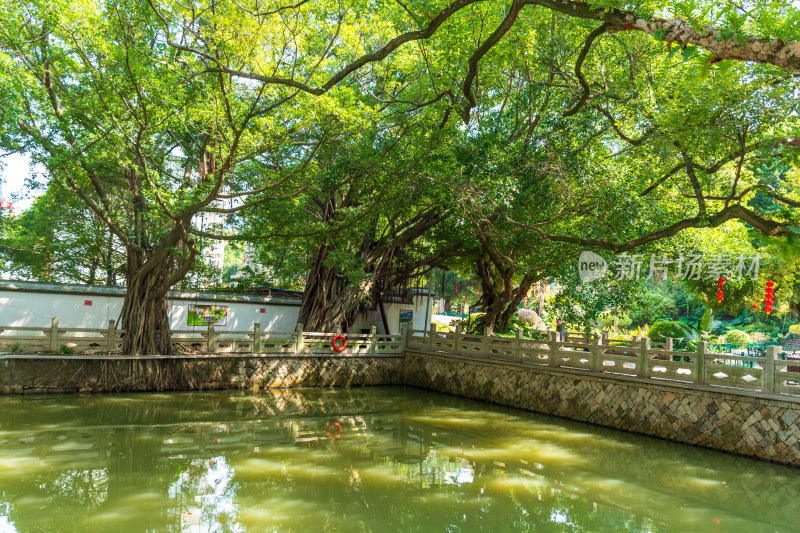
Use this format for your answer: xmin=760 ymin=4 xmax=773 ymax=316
xmin=714 ymin=277 xmax=725 ymax=302
xmin=524 ymin=295 xmax=528 ymax=306
xmin=455 ymin=283 xmax=458 ymax=291
xmin=763 ymin=281 xmax=775 ymax=313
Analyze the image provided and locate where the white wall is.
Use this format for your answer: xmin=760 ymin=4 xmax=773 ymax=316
xmin=168 ymin=300 xmax=299 ymax=332
xmin=0 ymin=291 xmax=122 ymax=329
xmin=351 ymin=293 xmax=432 ymax=334
xmin=0 ymin=288 xmax=300 ymax=332
xmin=0 ymin=285 xmax=432 ymax=334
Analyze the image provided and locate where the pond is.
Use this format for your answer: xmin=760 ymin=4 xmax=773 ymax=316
xmin=0 ymin=386 xmax=796 ymax=532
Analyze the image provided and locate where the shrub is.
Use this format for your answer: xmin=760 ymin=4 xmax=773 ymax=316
xmin=724 ymin=329 xmax=751 ymax=344
xmin=453 ymin=312 xmax=486 ymax=335
xmin=597 ymin=310 xmax=632 ymax=329
xmin=789 ymin=324 xmax=800 ymax=335
xmin=647 ymin=321 xmax=694 ymax=342
xmin=518 ymin=308 xmax=536 ymax=324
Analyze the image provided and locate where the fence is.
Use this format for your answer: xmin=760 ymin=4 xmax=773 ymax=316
xmin=0 ymin=319 xmax=404 ymax=357
xmin=406 ymin=324 xmax=800 ymax=397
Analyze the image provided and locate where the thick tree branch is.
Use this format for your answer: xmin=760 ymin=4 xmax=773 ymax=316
xmin=563 ymin=23 xmax=607 ymax=117
xmin=534 ymin=0 xmax=800 ymax=72
xmin=461 ymin=0 xmax=529 ymax=123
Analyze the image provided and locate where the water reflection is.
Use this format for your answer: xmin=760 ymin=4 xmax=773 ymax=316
xmin=0 ymin=387 xmax=795 ymax=532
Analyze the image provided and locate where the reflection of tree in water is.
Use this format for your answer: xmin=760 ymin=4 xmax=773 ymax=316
xmin=168 ymin=457 xmax=242 ymax=533
xmin=0 ymin=388 xmax=798 ymax=532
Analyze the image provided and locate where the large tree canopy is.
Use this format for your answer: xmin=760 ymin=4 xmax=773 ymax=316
xmin=1 ymin=0 xmax=798 ymax=347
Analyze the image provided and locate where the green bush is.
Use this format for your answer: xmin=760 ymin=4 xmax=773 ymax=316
xmin=597 ymin=310 xmax=632 ymax=329
xmin=453 ymin=312 xmax=486 ymax=335
xmin=789 ymin=324 xmax=800 ymax=335
xmin=647 ymin=321 xmax=694 ymax=342
xmin=724 ymin=329 xmax=751 ymax=344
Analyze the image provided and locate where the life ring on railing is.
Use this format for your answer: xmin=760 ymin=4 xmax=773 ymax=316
xmin=331 ymin=335 xmax=347 ymax=352
xmin=327 ymin=420 xmax=342 ymax=439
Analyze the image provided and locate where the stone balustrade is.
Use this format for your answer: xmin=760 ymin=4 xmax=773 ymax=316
xmin=0 ymin=320 xmax=404 ymax=357
xmin=406 ymin=324 xmax=800 ymax=398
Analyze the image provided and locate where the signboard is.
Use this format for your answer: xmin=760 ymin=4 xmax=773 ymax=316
xmin=188 ymin=304 xmax=228 ymax=326
xmin=399 ymin=310 xmax=413 ymax=323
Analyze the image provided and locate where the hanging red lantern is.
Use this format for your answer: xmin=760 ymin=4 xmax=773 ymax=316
xmin=764 ymin=281 xmax=775 ymax=313
xmin=455 ymin=283 xmax=458 ymax=291
xmin=524 ymin=295 xmax=528 ymax=306
xmin=715 ymin=277 xmax=725 ymax=302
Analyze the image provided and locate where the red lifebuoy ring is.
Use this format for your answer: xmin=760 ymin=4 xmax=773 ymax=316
xmin=327 ymin=420 xmax=342 ymax=439
xmin=331 ymin=334 xmax=347 ymax=352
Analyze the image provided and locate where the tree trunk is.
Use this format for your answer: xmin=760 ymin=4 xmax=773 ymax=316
xmin=297 ymin=245 xmax=366 ymax=331
xmin=496 ymin=275 xmax=536 ymax=332
xmin=120 ymin=247 xmax=172 ymax=355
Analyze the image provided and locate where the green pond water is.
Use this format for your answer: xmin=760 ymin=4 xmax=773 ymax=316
xmin=0 ymin=386 xmax=797 ymax=532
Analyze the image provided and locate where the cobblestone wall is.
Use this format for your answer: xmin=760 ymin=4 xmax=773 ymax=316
xmin=403 ymin=350 xmax=800 ymax=467
xmin=0 ymin=355 xmax=403 ymax=393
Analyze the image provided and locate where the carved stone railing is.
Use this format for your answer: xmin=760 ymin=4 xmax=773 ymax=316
xmin=407 ymin=324 xmax=800 ymax=397
xmin=0 ymin=320 xmax=404 ymax=356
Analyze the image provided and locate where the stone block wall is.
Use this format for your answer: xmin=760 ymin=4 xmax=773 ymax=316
xmin=403 ymin=350 xmax=800 ymax=467
xmin=4 ymin=349 xmax=800 ymax=466
xmin=0 ymin=355 xmax=404 ymax=393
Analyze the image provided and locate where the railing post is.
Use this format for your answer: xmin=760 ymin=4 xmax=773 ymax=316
xmin=107 ymin=320 xmax=116 ymax=352
xmin=453 ymin=325 xmax=462 ymax=355
xmin=631 ymin=335 xmax=639 ymax=349
xmin=482 ymin=326 xmax=491 ymax=356
xmin=664 ymin=337 xmax=673 ymax=360
xmin=428 ymin=322 xmax=436 ymax=350
xmin=765 ymin=345 xmax=777 ymax=393
xmin=591 ymin=335 xmax=603 ymax=372
xmin=695 ymin=341 xmax=707 ymax=385
xmin=602 ymin=330 xmax=609 ymax=345
xmin=253 ymin=321 xmax=262 ymax=353
xmin=638 ymin=337 xmax=650 ymax=377
xmin=400 ymin=324 xmax=408 ymax=352
xmin=369 ymin=325 xmax=377 ymax=354
xmin=48 ymin=318 xmax=59 ymax=353
xmin=333 ymin=325 xmax=343 ymax=335
xmin=207 ymin=324 xmax=216 ymax=353
xmin=295 ymin=323 xmax=304 ymax=354
xmin=513 ymin=329 xmax=522 ymax=360
xmin=549 ymin=331 xmax=558 ymax=367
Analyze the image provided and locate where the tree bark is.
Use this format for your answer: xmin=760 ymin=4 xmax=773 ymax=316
xmin=120 ymin=246 xmax=173 ymax=355
xmin=496 ymin=275 xmax=536 ymax=331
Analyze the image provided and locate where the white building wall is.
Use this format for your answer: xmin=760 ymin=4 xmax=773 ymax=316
xmin=351 ymin=293 xmax=432 ymax=334
xmin=0 ymin=286 xmax=299 ymax=332
xmin=0 ymin=284 xmax=432 ymax=335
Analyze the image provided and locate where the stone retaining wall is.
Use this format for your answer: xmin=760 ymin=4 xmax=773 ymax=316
xmin=0 ymin=355 xmax=403 ymax=393
xmin=403 ymin=350 xmax=800 ymax=467
xmin=5 ymin=349 xmax=800 ymax=466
